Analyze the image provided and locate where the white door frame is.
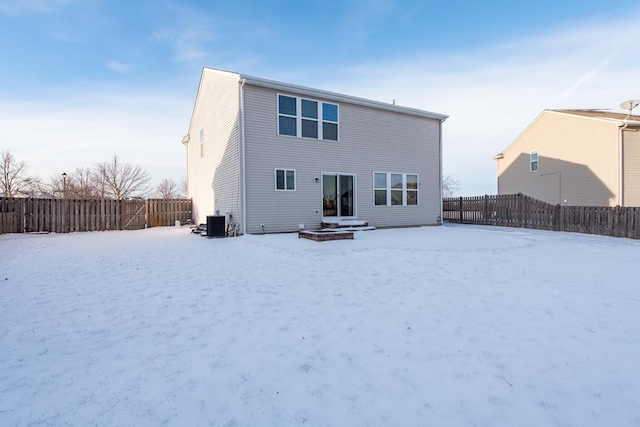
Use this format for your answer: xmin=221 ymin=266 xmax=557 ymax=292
xmin=321 ymin=172 xmax=357 ymax=220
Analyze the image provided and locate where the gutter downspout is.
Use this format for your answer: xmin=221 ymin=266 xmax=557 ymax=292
xmin=439 ymin=118 xmax=444 ymax=224
xmin=618 ymin=123 xmax=628 ymax=207
xmin=240 ymin=78 xmax=247 ymax=235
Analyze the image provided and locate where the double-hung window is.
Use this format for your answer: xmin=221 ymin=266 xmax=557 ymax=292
xmin=278 ymin=94 xmax=339 ymax=141
xmin=278 ymin=96 xmax=297 ymax=137
xmin=275 ymin=169 xmax=295 ymax=191
xmin=322 ymin=103 xmax=338 ymax=141
xmin=301 ymin=99 xmax=318 ymax=138
xmin=374 ymin=172 xmax=418 ymax=206
xmin=530 ymin=151 xmax=538 ymax=172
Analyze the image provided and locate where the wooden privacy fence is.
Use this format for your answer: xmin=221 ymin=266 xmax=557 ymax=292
xmin=0 ymin=197 xmax=192 ymax=234
xmin=443 ymin=193 xmax=640 ymax=240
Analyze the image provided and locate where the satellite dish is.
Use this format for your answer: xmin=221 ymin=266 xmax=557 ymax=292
xmin=620 ymin=99 xmax=640 ymax=111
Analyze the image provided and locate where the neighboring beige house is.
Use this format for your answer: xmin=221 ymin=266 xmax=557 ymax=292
xmin=182 ymin=67 xmax=448 ymax=234
xmin=494 ymin=109 xmax=640 ymax=207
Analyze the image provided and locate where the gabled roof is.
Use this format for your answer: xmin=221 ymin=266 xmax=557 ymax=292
xmin=550 ymin=109 xmax=639 ymax=122
xmin=205 ymin=67 xmax=448 ymax=122
xmin=494 ymin=108 xmax=640 ymax=160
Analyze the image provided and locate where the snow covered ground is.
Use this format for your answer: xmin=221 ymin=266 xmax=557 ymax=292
xmin=1 ymin=224 xmax=639 ymax=426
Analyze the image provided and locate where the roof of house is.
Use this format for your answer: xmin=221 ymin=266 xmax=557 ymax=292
xmin=494 ymin=108 xmax=640 ymax=159
xmin=206 ymin=67 xmax=449 ymax=122
xmin=550 ymin=109 xmax=639 ymax=122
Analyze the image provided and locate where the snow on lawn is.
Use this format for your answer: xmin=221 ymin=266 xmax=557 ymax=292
xmin=1 ymin=224 xmax=640 ymax=426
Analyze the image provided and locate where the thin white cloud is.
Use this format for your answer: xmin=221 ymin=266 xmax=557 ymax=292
xmin=341 ymin=0 xmax=398 ymax=44
xmin=150 ymin=4 xmax=218 ymax=62
xmin=556 ymin=43 xmax=627 ymax=103
xmin=107 ymin=60 xmax=132 ymax=73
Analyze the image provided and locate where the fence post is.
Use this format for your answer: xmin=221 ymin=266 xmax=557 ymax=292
xmin=458 ymin=196 xmax=463 ymax=223
xmin=484 ymin=195 xmax=489 ymax=225
xmin=517 ymin=193 xmax=523 ymax=227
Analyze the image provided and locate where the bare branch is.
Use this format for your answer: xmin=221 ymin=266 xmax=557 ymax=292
xmin=1 ymin=151 xmax=39 ymax=197
xmin=442 ymin=173 xmax=461 ymax=198
xmin=156 ymin=178 xmax=179 ymax=199
xmin=93 ymin=154 xmax=151 ymax=200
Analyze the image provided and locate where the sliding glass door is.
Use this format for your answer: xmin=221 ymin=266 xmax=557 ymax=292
xmin=322 ymin=173 xmax=355 ymax=218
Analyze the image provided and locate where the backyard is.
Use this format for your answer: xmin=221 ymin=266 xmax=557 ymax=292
xmin=1 ymin=224 xmax=639 ymax=426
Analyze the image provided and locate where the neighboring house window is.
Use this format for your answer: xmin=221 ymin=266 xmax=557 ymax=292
xmin=199 ymin=128 xmax=204 ymax=158
xmin=374 ymin=172 xmax=418 ymax=206
xmin=530 ymin=151 xmax=538 ymax=172
xmin=278 ymin=94 xmax=339 ymax=141
xmin=275 ymin=169 xmax=296 ymax=191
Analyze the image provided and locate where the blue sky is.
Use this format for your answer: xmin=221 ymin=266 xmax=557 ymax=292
xmin=1 ymin=0 xmax=639 ymax=195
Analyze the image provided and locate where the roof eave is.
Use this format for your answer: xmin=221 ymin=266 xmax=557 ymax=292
xmin=238 ymin=73 xmax=448 ymax=122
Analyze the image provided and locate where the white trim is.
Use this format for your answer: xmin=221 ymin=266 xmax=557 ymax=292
xmin=274 ymin=168 xmax=296 ymax=191
xmin=199 ymin=127 xmax=204 ymax=158
xmin=618 ymin=127 xmax=624 ymax=206
xmin=241 ymin=71 xmax=447 ymax=121
xmin=439 ymin=119 xmax=443 ymax=221
xmin=530 ymin=150 xmax=539 ymax=172
xmin=373 ymin=171 xmax=419 ymax=207
xmin=277 ymin=93 xmax=339 ymax=141
xmin=240 ymin=78 xmax=247 ymax=235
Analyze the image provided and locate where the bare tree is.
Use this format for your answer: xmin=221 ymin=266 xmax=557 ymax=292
xmin=442 ymin=173 xmax=461 ymax=198
xmin=91 ymin=167 xmax=110 ymax=199
xmin=46 ymin=168 xmax=100 ymax=199
xmin=179 ymin=178 xmax=188 ymax=198
xmin=1 ymin=151 xmax=39 ymax=197
xmin=93 ymin=154 xmax=151 ymax=200
xmin=156 ymin=178 xmax=179 ymax=199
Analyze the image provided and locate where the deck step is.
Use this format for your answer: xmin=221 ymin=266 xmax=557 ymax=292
xmin=299 ymin=230 xmax=354 ymax=242
xmin=321 ymin=219 xmax=369 ymax=229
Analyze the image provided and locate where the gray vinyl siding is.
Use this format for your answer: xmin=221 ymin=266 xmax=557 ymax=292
xmin=187 ymin=69 xmax=242 ymax=225
xmin=497 ymin=111 xmax=619 ymax=206
xmin=623 ymin=128 xmax=640 ymax=206
xmin=243 ymin=85 xmax=442 ymax=233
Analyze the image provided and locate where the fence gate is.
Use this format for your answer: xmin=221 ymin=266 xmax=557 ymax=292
xmin=123 ymin=200 xmax=147 ymax=230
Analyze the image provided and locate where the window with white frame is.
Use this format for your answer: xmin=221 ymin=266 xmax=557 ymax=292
xmin=275 ymin=169 xmax=296 ymax=191
xmin=374 ymin=172 xmax=418 ymax=206
xmin=199 ymin=128 xmax=204 ymax=158
xmin=278 ymin=94 xmax=338 ymax=141
xmin=530 ymin=151 xmax=538 ymax=172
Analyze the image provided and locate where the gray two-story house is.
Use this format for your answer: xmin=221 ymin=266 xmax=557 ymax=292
xmin=183 ymin=68 xmax=448 ymax=234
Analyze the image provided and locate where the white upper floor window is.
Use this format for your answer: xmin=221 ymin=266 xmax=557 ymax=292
xmin=278 ymin=94 xmax=339 ymax=141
